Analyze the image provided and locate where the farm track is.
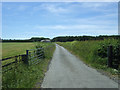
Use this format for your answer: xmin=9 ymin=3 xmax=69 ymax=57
xmin=41 ymin=44 xmax=118 ymax=88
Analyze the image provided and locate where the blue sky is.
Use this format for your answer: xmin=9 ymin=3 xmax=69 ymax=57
xmin=2 ymin=2 xmax=118 ymax=39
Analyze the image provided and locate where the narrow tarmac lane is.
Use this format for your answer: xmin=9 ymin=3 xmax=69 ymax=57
xmin=41 ymin=44 xmax=118 ymax=88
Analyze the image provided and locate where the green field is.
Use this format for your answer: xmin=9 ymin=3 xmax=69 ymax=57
xmin=2 ymin=42 xmax=36 ymax=59
xmin=2 ymin=42 xmax=55 ymax=88
xmin=57 ymin=39 xmax=119 ymax=75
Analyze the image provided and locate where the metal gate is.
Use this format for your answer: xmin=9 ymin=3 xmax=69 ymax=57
xmin=27 ymin=48 xmax=45 ymax=65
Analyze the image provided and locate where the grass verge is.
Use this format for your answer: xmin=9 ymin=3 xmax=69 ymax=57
xmin=57 ymin=39 xmax=119 ymax=78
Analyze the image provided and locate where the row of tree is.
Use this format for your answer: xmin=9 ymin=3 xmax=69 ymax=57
xmin=2 ymin=37 xmax=50 ymax=42
xmin=2 ymin=35 xmax=120 ymax=42
xmin=51 ymin=35 xmax=120 ymax=42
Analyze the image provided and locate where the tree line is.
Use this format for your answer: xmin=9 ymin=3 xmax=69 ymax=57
xmin=2 ymin=35 xmax=120 ymax=42
xmin=51 ymin=35 xmax=120 ymax=42
xmin=2 ymin=37 xmax=50 ymax=42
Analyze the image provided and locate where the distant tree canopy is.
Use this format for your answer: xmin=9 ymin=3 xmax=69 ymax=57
xmin=30 ymin=37 xmax=50 ymax=42
xmin=51 ymin=35 xmax=120 ymax=42
xmin=2 ymin=37 xmax=50 ymax=42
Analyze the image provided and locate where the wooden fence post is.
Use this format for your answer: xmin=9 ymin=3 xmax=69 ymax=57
xmin=22 ymin=50 xmax=29 ymax=65
xmin=34 ymin=50 xmax=35 ymax=57
xmin=15 ymin=56 xmax=18 ymax=68
xmin=107 ymin=45 xmax=113 ymax=68
xmin=15 ymin=56 xmax=18 ymax=63
xmin=26 ymin=50 xmax=29 ymax=64
xmin=114 ymin=47 xmax=120 ymax=69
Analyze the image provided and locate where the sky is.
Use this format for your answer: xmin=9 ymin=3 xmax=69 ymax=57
xmin=2 ymin=2 xmax=118 ymax=39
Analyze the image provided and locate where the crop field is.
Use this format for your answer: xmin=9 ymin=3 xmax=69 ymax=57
xmin=2 ymin=42 xmax=55 ymax=88
xmin=57 ymin=39 xmax=120 ymax=75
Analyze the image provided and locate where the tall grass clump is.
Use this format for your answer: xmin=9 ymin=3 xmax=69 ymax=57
xmin=2 ymin=42 xmax=55 ymax=88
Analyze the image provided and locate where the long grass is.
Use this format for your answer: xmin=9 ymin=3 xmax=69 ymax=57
xmin=2 ymin=42 xmax=55 ymax=88
xmin=57 ymin=39 xmax=119 ymax=75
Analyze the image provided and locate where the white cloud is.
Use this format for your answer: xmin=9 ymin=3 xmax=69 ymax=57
xmin=35 ymin=25 xmax=67 ymax=29
xmin=18 ymin=5 xmax=29 ymax=11
xmin=29 ymin=2 xmax=117 ymax=17
xmin=33 ymin=3 xmax=69 ymax=14
xmin=43 ymin=4 xmax=67 ymax=13
xmin=3 ymin=3 xmax=30 ymax=11
xmin=34 ymin=24 xmax=117 ymax=31
xmin=23 ymin=24 xmax=117 ymax=39
xmin=27 ymin=24 xmax=117 ymax=38
xmin=80 ymin=2 xmax=109 ymax=9
xmin=71 ymin=2 xmax=117 ymax=14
